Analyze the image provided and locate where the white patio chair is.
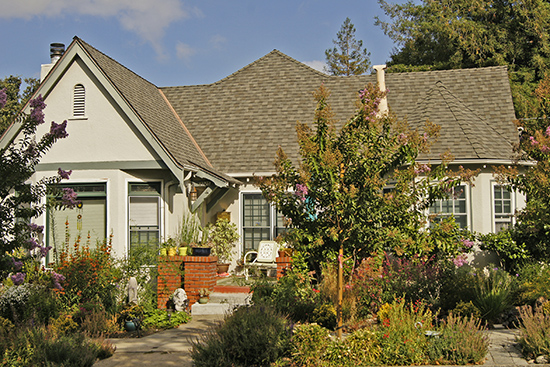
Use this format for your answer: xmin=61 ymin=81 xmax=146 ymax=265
xmin=243 ymin=240 xmax=279 ymax=280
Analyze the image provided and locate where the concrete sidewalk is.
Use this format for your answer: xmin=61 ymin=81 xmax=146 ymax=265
xmin=94 ymin=317 xmax=548 ymax=367
xmin=93 ymin=314 xmax=224 ymax=367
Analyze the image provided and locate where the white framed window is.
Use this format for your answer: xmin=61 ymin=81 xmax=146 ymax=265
xmin=47 ymin=183 xmax=107 ymax=258
xmin=241 ymin=192 xmax=287 ymax=252
xmin=493 ymin=184 xmax=514 ymax=232
xmin=429 ymin=184 xmax=468 ymax=228
xmin=73 ymin=84 xmax=85 ymax=117
xmin=128 ymin=182 xmax=161 ymax=255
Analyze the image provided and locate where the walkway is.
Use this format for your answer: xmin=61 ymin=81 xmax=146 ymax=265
xmin=94 ymin=318 xmax=548 ymax=367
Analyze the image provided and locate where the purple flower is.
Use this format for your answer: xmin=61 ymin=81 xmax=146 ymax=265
xmin=546 ymin=126 xmax=550 ymax=137
xmin=11 ymin=258 xmax=22 ymax=271
xmin=453 ymin=254 xmax=467 ymax=268
xmin=10 ymin=272 xmax=25 ymax=285
xmin=0 ymin=88 xmax=6 ymax=109
xmin=38 ymin=246 xmax=52 ymax=258
xmin=29 ymin=95 xmax=46 ymax=124
xmin=57 ymin=168 xmax=72 ymax=180
xmin=61 ymin=187 xmax=79 ymax=209
xmin=28 ymin=223 xmax=44 ymax=234
xmin=461 ymin=238 xmax=474 ymax=249
xmin=51 ymin=271 xmax=65 ymax=289
xmin=27 ymin=238 xmax=40 ymax=250
xmin=49 ymin=120 xmax=68 ymax=139
xmin=542 ymin=145 xmax=550 ymax=153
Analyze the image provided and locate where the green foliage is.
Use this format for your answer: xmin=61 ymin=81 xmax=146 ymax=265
xmin=258 ymin=83 xmax=476 ymax=270
xmin=289 ymin=323 xmax=331 ymax=366
xmin=259 ymin=270 xmax=320 ymax=323
xmin=478 ymin=230 xmax=529 ymax=272
xmin=311 ymin=303 xmax=337 ymax=330
xmin=515 ymin=263 xmax=550 ymax=305
xmin=472 ymin=267 xmax=514 ymax=323
xmin=205 ymin=218 xmax=239 ymax=263
xmin=177 ymin=212 xmax=205 ymax=245
xmin=0 ymin=76 xmax=38 ymax=134
xmin=142 ymin=309 xmax=190 ymax=329
xmin=376 ymin=0 xmax=550 ymax=118
xmin=191 ymin=305 xmax=291 ymax=367
xmin=0 ymin=325 xmax=113 ymax=367
xmin=452 ymin=301 xmax=481 ymax=319
xmin=325 ymin=17 xmax=371 ymax=76
xmin=427 ymin=313 xmax=488 ymax=365
xmin=517 ymin=305 xmax=550 ymax=359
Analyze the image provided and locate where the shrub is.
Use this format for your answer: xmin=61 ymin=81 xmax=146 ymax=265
xmin=515 ymin=262 xmax=550 ymax=305
xmin=1 ymin=325 xmax=113 ymax=367
xmin=311 ymin=303 xmax=337 ymax=330
xmin=0 ymin=283 xmax=36 ymax=323
xmin=472 ymin=267 xmax=514 ymax=323
xmin=452 ymin=301 xmax=481 ymax=319
xmin=191 ymin=305 xmax=291 ymax=367
xmin=324 ymin=329 xmax=381 ymax=366
xmin=49 ymin=313 xmax=78 ymax=336
xmin=517 ymin=305 xmax=550 ymax=359
xmin=427 ymin=313 xmax=488 ymax=365
xmin=376 ymin=298 xmax=433 ymax=366
xmin=289 ymin=323 xmax=331 ymax=367
xmin=142 ymin=309 xmax=190 ymax=329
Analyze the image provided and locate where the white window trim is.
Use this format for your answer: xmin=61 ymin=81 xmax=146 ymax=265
xmin=429 ymin=184 xmax=471 ymax=230
xmin=491 ymin=181 xmax=515 ymax=233
xmin=126 ymin=180 xmax=164 ymax=258
xmin=240 ymin=190 xmax=284 ymax=253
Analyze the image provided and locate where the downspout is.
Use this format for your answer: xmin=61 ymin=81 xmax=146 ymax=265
xmin=164 ymin=180 xmax=178 ymax=242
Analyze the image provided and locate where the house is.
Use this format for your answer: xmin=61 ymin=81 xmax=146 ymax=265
xmin=0 ymin=37 xmax=522 ymax=267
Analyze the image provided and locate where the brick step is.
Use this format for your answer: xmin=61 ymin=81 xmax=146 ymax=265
xmin=213 ymin=284 xmax=250 ymax=293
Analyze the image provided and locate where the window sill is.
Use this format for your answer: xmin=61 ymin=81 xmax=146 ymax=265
xmin=68 ymin=116 xmax=88 ymax=121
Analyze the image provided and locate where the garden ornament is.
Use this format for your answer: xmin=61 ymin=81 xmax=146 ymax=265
xmin=127 ymin=276 xmax=138 ymax=305
xmin=172 ymin=288 xmax=188 ymax=312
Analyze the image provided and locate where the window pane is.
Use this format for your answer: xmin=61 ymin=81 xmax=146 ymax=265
xmin=243 ymin=228 xmax=270 ymax=252
xmin=129 ymin=197 xmax=159 ymax=226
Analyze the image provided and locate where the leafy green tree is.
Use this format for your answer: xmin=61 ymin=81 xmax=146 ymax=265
xmin=258 ymin=84 xmax=477 ymax=269
xmin=495 ymin=73 xmax=550 ymax=261
xmin=0 ymin=88 xmax=73 ymax=277
xmin=0 ymin=76 xmax=39 ymax=134
xmin=325 ymin=17 xmax=371 ymax=76
xmin=375 ymin=0 xmax=550 ymax=118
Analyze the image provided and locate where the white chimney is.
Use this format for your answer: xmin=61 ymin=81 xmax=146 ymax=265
xmin=40 ymin=43 xmax=65 ymax=82
xmin=373 ymin=64 xmax=388 ymax=116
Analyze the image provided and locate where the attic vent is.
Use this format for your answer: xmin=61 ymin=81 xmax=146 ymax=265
xmin=73 ymin=84 xmax=85 ymax=117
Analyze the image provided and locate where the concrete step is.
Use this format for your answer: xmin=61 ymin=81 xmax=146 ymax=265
xmin=191 ymin=292 xmax=251 ymax=315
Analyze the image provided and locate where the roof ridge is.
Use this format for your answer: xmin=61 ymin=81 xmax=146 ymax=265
xmin=74 ymin=36 xmax=158 ymax=89
xmin=212 ymin=49 xmax=326 ymax=85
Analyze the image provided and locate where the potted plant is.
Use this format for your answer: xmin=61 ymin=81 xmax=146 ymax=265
xmin=198 ymin=288 xmax=210 ymax=304
xmin=206 ymin=218 xmax=239 ymax=273
xmin=160 ymin=239 xmax=176 ymax=256
xmin=119 ymin=304 xmax=144 ymax=331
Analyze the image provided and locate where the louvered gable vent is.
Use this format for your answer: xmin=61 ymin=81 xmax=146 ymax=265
xmin=73 ymin=84 xmax=85 ymax=117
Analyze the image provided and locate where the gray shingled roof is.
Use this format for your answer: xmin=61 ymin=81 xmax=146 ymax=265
xmin=75 ymin=37 xmax=236 ymax=184
xmin=161 ymin=50 xmax=518 ymax=175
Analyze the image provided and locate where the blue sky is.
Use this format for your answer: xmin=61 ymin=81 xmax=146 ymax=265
xmin=0 ymin=0 xmax=407 ymax=87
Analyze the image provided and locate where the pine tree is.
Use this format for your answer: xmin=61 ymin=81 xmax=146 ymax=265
xmin=325 ymin=18 xmax=371 ymax=76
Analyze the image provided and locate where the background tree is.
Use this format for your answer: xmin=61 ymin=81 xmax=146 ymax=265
xmin=375 ymin=0 xmax=550 ymax=118
xmin=325 ymin=17 xmax=372 ymax=76
xmin=0 ymin=76 xmax=39 ymax=135
xmin=496 ymin=73 xmax=550 ymax=261
xmin=258 ymin=84 xmax=477 ymax=271
xmin=0 ymin=88 xmax=72 ymax=277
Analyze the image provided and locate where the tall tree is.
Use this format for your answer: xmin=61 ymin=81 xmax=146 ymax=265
xmin=325 ymin=17 xmax=372 ymax=76
xmin=258 ymin=83 xmax=477 ymax=271
xmin=0 ymin=76 xmax=39 ymax=135
xmin=375 ymin=0 xmax=550 ymax=118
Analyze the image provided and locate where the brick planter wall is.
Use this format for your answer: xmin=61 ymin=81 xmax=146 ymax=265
xmin=276 ymin=256 xmax=292 ymax=279
xmin=157 ymin=255 xmax=218 ymax=309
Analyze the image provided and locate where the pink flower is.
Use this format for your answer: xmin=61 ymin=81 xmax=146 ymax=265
xmin=530 ymin=136 xmax=539 ymax=146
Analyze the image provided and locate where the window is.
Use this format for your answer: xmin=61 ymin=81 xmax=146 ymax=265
xmin=494 ymin=185 xmax=513 ymax=232
xmin=129 ymin=182 xmax=161 ymax=254
xmin=73 ymin=84 xmax=85 ymax=117
xmin=242 ymin=193 xmax=286 ymax=252
xmin=47 ymin=183 xmax=107 ymax=255
xmin=429 ymin=185 xmax=468 ymax=228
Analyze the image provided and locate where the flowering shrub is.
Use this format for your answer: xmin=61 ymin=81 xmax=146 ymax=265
xmin=0 ymin=283 xmax=36 ymax=322
xmin=54 ymin=231 xmax=118 ymax=313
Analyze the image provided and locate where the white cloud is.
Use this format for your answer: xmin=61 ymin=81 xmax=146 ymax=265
xmin=0 ymin=0 xmax=192 ymax=58
xmin=303 ymin=60 xmax=327 ymax=74
xmin=176 ymin=41 xmax=196 ymax=61
xmin=209 ymin=35 xmax=227 ymax=50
